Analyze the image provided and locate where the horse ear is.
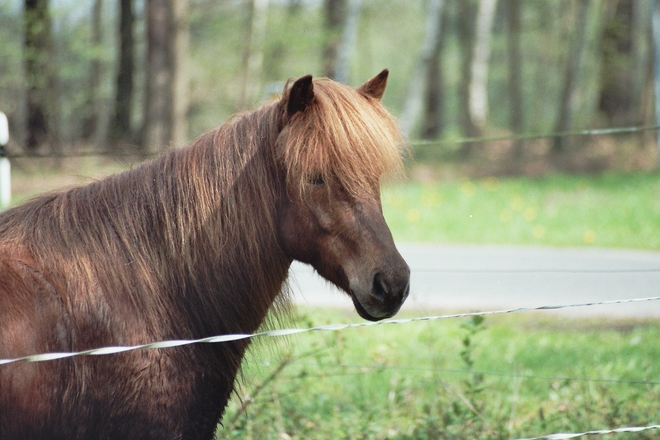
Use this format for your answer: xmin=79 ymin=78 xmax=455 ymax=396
xmin=357 ymin=69 xmax=389 ymax=100
xmin=286 ymin=74 xmax=315 ymax=116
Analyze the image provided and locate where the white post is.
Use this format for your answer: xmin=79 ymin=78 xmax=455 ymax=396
xmin=0 ymin=111 xmax=10 ymax=210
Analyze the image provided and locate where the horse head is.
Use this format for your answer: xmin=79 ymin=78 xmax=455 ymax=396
xmin=276 ymin=70 xmax=410 ymax=321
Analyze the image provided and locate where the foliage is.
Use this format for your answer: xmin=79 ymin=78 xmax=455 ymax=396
xmin=220 ymin=308 xmax=660 ymax=439
xmin=0 ymin=0 xmax=655 ymax=166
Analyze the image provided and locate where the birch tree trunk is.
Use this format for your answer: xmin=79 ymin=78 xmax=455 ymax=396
xmin=653 ymin=0 xmax=660 ymax=167
xmin=239 ymin=0 xmax=269 ymax=109
xmin=469 ymin=0 xmax=498 ymax=131
xmin=421 ymin=3 xmax=448 ymax=140
xmin=507 ymin=0 xmax=523 ymax=156
xmin=334 ymin=0 xmax=361 ymax=85
xmin=398 ymin=0 xmax=445 ymax=138
xmin=322 ymin=0 xmax=347 ymax=79
xmin=458 ymin=0 xmax=479 ymax=157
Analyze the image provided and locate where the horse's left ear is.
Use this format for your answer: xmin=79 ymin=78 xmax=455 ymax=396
xmin=286 ymin=74 xmax=315 ymax=117
xmin=357 ymin=69 xmax=389 ymax=100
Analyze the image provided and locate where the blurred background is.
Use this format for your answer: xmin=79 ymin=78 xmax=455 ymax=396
xmin=1 ymin=0 xmax=659 ymax=177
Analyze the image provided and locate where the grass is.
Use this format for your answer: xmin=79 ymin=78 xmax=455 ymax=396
xmin=382 ymin=172 xmax=660 ymax=250
xmin=222 ymin=309 xmax=660 ymax=439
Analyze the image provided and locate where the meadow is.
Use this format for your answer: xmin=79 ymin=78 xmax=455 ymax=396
xmin=382 ymin=171 xmax=660 ymax=250
xmin=223 ymin=311 xmax=660 ymax=439
xmin=7 ymin=163 xmax=660 ymax=439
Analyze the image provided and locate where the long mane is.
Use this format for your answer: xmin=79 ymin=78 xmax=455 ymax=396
xmin=0 ymin=101 xmax=288 ymax=344
xmin=279 ymin=78 xmax=405 ymax=198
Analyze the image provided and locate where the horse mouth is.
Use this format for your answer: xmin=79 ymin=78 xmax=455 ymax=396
xmin=349 ymin=288 xmax=405 ymax=322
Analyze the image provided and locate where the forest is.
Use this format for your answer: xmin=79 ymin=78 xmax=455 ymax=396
xmin=0 ymin=0 xmax=658 ymax=175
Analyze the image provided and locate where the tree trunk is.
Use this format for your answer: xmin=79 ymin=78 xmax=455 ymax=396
xmin=143 ymin=0 xmax=172 ymax=153
xmin=171 ymin=0 xmax=189 ymax=147
xmin=399 ymin=0 xmax=445 ymax=138
xmin=420 ymin=1 xmax=448 ymax=140
xmin=507 ymin=0 xmax=523 ymax=156
xmin=239 ymin=0 xmax=269 ymax=109
xmin=23 ymin=0 xmax=53 ymax=152
xmin=598 ymin=0 xmax=634 ymax=126
xmin=82 ymin=0 xmax=103 ymax=143
xmin=458 ymin=0 xmax=479 ymax=157
xmin=334 ymin=0 xmax=361 ymax=84
xmin=653 ymin=0 xmax=660 ymax=167
xmin=110 ymin=0 xmax=134 ymax=147
xmin=143 ymin=0 xmax=189 ymax=152
xmin=552 ymin=0 xmax=590 ymax=154
xmin=322 ymin=0 xmax=347 ymax=79
xmin=469 ymin=0 xmax=498 ymax=131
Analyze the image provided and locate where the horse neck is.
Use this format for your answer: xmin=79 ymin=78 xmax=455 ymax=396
xmin=153 ymin=105 xmax=291 ymax=337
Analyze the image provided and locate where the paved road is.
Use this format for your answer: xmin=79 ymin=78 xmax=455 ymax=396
xmin=289 ymin=244 xmax=660 ymax=318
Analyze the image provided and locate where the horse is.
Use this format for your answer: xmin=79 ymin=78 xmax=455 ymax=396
xmin=0 ymin=70 xmax=410 ymax=440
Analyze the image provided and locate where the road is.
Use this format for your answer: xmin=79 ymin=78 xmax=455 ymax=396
xmin=289 ymin=244 xmax=660 ymax=318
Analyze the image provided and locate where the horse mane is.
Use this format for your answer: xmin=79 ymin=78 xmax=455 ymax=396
xmin=278 ymin=77 xmax=405 ymax=198
xmin=0 ymin=101 xmax=289 ymax=344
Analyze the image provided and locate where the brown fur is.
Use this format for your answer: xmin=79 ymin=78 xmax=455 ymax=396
xmin=0 ymin=71 xmax=408 ymax=439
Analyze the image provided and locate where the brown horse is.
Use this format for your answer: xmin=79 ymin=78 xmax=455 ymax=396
xmin=0 ymin=70 xmax=409 ymax=440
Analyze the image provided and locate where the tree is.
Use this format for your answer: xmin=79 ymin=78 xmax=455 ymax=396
xmin=399 ymin=0 xmax=445 ymax=138
xmin=457 ymin=0 xmax=479 ymax=157
xmin=322 ymin=0 xmax=347 ymax=79
xmin=171 ymin=0 xmax=189 ymax=148
xmin=239 ymin=0 xmax=269 ymax=109
xmin=420 ymin=1 xmax=448 ymax=140
xmin=598 ymin=0 xmax=635 ymax=126
xmin=507 ymin=0 xmax=523 ymax=156
xmin=469 ymin=0 xmax=498 ymax=132
xmin=23 ymin=0 xmax=53 ymax=151
xmin=143 ymin=0 xmax=189 ymax=153
xmin=110 ymin=0 xmax=134 ymax=147
xmin=81 ymin=0 xmax=104 ymax=144
xmin=552 ymin=0 xmax=590 ymax=154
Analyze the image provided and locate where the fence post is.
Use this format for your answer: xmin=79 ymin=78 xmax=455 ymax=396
xmin=0 ymin=111 xmax=10 ymax=210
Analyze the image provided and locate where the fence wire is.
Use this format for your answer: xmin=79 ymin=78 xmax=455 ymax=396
xmin=2 ymin=123 xmax=659 ymax=159
xmin=514 ymin=424 xmax=660 ymax=440
xmin=2 ymin=295 xmax=659 ymax=366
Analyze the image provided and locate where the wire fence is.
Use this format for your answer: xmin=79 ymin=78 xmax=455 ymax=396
xmin=409 ymin=124 xmax=660 ymax=147
xmin=2 ymin=295 xmax=659 ymax=365
xmin=0 ymin=123 xmax=659 ymax=159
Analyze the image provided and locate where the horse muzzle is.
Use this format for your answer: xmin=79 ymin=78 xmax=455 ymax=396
xmin=349 ymin=266 xmax=410 ymax=321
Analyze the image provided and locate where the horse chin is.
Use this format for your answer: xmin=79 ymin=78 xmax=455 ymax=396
xmin=349 ymin=290 xmax=398 ymax=322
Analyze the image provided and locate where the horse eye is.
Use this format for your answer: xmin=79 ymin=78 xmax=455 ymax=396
xmin=309 ymin=174 xmax=325 ymax=186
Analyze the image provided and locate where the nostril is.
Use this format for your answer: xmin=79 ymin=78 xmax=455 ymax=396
xmin=372 ymin=272 xmax=389 ymax=301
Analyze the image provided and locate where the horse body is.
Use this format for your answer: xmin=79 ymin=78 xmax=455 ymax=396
xmin=0 ymin=71 xmax=409 ymax=439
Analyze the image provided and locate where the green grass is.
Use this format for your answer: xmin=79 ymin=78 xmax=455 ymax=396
xmin=382 ymin=172 xmax=660 ymax=250
xmin=222 ymin=309 xmax=660 ymax=439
